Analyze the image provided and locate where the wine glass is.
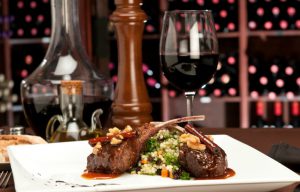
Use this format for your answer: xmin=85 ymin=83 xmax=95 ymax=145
xmin=159 ymin=10 xmax=219 ymax=116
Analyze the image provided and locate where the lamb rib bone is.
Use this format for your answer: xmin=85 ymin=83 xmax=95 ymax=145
xmin=150 ymin=115 xmax=205 ymax=129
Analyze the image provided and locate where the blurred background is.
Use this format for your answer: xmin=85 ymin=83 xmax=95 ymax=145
xmin=1 ymin=0 xmax=300 ymax=129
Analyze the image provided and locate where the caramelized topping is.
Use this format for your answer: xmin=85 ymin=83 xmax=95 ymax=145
xmin=179 ymin=133 xmax=206 ymax=151
xmin=107 ymin=127 xmax=121 ymax=136
xmin=88 ymin=125 xmax=136 ymax=146
xmin=110 ymin=137 xmax=122 ymax=145
xmin=185 ymin=124 xmax=224 ymax=155
xmin=92 ymin=142 xmax=102 ymax=155
xmin=123 ymin=125 xmax=133 ymax=132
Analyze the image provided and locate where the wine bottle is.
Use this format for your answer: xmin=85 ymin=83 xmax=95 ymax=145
xmin=290 ymin=101 xmax=300 ymax=128
xmin=248 ymin=56 xmax=272 ymax=96
xmin=273 ymin=101 xmax=284 ymax=128
xmin=248 ymin=57 xmax=261 ymax=94
xmin=257 ymin=101 xmax=266 ymax=127
xmin=283 ymin=59 xmax=298 ymax=95
xmin=268 ymin=58 xmax=283 ymax=95
xmin=224 ymin=53 xmax=239 ymax=96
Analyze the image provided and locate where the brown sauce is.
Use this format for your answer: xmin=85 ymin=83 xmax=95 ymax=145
xmin=195 ymin=168 xmax=235 ymax=180
xmin=81 ymin=172 xmax=121 ymax=180
xmin=82 ymin=168 xmax=235 ymax=180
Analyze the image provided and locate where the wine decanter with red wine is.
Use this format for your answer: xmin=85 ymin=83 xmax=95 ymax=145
xmin=160 ymin=10 xmax=219 ymax=116
xmin=21 ymin=0 xmax=113 ymax=139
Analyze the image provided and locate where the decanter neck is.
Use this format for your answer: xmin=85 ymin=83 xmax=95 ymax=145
xmin=45 ymin=0 xmax=87 ymax=59
xmin=62 ymin=94 xmax=83 ymax=120
xmin=60 ymin=80 xmax=84 ymax=121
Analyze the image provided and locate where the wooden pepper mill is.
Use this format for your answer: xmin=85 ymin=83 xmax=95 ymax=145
xmin=110 ymin=0 xmax=152 ymax=128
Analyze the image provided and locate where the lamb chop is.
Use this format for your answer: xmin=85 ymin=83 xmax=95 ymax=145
xmin=178 ymin=124 xmax=227 ymax=178
xmin=86 ymin=116 xmax=228 ymax=178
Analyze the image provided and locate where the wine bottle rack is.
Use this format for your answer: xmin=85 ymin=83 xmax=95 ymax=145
xmin=249 ymin=100 xmax=300 ymax=129
xmin=248 ymin=56 xmax=300 ymax=99
xmin=248 ymin=0 xmax=300 ymax=31
xmin=11 ymin=44 xmax=47 ymax=95
xmin=168 ymin=0 xmax=239 ymax=32
xmin=9 ymin=0 xmax=51 ymax=38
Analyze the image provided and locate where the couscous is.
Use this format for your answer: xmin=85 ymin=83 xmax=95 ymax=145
xmin=131 ymin=129 xmax=191 ymax=180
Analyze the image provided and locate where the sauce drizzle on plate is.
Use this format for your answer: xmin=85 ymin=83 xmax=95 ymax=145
xmin=82 ymin=172 xmax=120 ymax=180
xmin=195 ymin=168 xmax=235 ymax=180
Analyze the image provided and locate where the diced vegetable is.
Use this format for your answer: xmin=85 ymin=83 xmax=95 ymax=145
xmin=180 ymin=171 xmax=190 ymax=180
xmin=161 ymin=168 xmax=169 ymax=177
xmin=141 ymin=159 xmax=148 ymax=164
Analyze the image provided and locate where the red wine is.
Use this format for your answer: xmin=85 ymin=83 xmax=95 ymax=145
xmin=161 ymin=54 xmax=219 ymax=92
xmin=23 ymin=97 xmax=112 ymax=139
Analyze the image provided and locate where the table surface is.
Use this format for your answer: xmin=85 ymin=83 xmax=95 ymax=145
xmin=3 ymin=128 xmax=300 ymax=192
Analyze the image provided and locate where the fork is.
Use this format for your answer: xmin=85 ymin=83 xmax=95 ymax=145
xmin=0 ymin=171 xmax=12 ymax=189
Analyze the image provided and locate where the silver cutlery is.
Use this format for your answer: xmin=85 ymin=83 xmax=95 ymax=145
xmin=0 ymin=171 xmax=12 ymax=189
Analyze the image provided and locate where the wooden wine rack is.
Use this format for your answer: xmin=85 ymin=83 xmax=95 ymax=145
xmin=1 ymin=0 xmax=300 ymax=128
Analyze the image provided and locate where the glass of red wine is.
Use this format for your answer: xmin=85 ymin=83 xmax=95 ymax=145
xmin=160 ymin=10 xmax=219 ymax=116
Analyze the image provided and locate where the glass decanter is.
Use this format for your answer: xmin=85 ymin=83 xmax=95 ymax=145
xmin=21 ymin=0 xmax=113 ymax=139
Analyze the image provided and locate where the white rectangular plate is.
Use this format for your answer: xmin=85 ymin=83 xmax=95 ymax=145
xmin=7 ymin=135 xmax=300 ymax=192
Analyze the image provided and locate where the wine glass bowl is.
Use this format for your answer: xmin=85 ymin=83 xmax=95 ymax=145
xmin=160 ymin=10 xmax=219 ymax=116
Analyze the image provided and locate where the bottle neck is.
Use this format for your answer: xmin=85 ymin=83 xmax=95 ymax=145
xmin=45 ymin=0 xmax=87 ymax=59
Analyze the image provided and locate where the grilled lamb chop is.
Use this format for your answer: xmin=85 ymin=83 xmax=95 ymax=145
xmin=179 ymin=124 xmax=227 ymax=178
xmin=87 ymin=123 xmax=155 ymax=174
xmin=86 ymin=116 xmax=227 ymax=178
xmin=179 ymin=144 xmax=227 ymax=178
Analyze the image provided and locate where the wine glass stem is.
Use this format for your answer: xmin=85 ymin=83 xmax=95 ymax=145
xmin=185 ymin=91 xmax=196 ymax=117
